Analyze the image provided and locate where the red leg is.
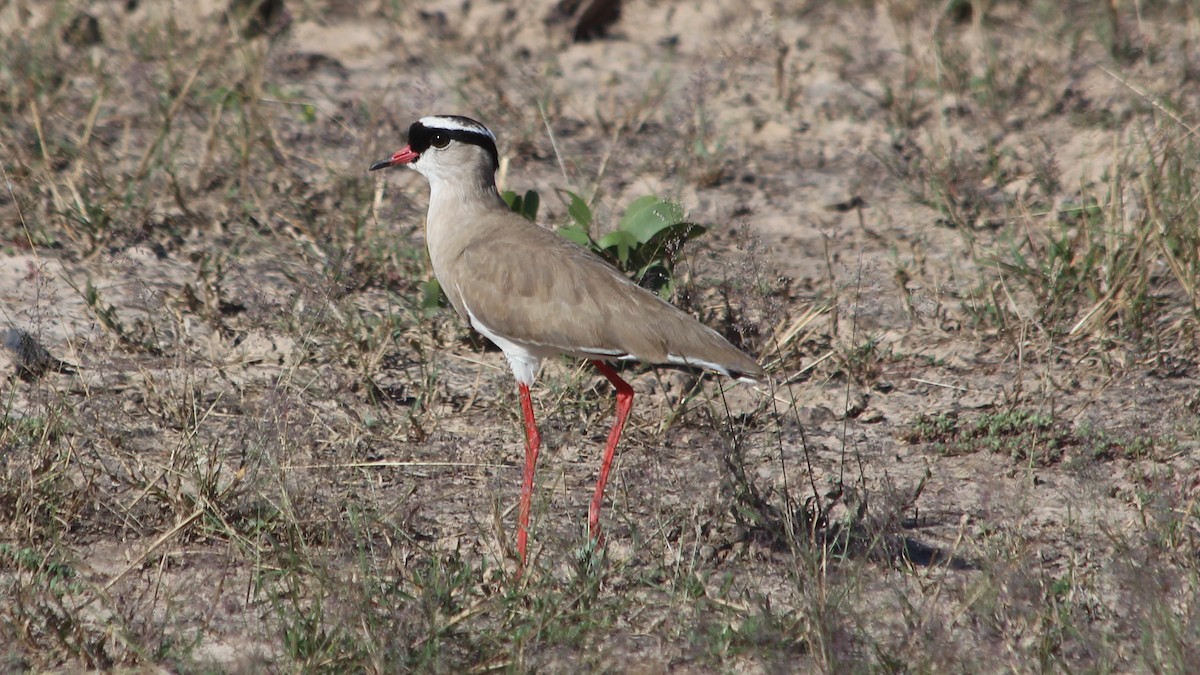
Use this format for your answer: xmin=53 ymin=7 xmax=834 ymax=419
xmin=588 ymin=361 xmax=634 ymax=542
xmin=516 ymin=382 xmax=541 ymax=569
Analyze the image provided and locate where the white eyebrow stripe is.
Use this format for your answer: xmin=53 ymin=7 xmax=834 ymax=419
xmin=419 ymin=116 xmax=496 ymax=140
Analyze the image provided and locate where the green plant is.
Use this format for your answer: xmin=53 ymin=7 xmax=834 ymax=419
xmin=501 ymin=188 xmax=540 ymax=222
xmin=557 ymin=192 xmax=706 ymax=297
xmin=903 ymin=410 xmax=1175 ymax=467
xmin=904 ymin=410 xmax=1065 ymax=463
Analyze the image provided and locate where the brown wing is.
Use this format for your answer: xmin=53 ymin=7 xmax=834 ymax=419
xmin=450 ymin=216 xmax=763 ymax=380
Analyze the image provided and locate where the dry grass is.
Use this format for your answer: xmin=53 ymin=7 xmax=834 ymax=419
xmin=1 ymin=0 xmax=1198 ymax=672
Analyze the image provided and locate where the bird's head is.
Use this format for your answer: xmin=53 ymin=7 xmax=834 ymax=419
xmin=370 ymin=115 xmax=499 ymax=186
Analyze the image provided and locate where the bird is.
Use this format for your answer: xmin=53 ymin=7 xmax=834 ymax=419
xmin=370 ymin=115 xmax=764 ymax=569
xmin=2 ymin=327 xmax=76 ymax=381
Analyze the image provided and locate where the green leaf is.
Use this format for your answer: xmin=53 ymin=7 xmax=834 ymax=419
xmin=564 ymin=190 xmax=593 ymax=228
xmin=620 ymin=222 xmax=703 ymax=269
xmin=501 ymin=190 xmax=521 ymax=211
xmin=618 ymin=196 xmax=687 ymax=243
xmin=642 ymin=222 xmax=706 ymax=256
xmin=616 ymin=196 xmax=659 ymax=236
xmin=598 ymin=230 xmax=639 ymax=265
xmin=521 ymin=189 xmax=540 ymax=221
xmin=633 ymin=262 xmax=674 ymax=297
xmin=557 ymin=225 xmax=593 ymax=248
xmin=501 ymin=189 xmax=541 ymax=221
xmin=420 ymin=278 xmax=446 ymax=312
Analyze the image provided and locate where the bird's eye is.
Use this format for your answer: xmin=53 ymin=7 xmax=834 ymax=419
xmin=430 ymin=134 xmax=450 ymax=148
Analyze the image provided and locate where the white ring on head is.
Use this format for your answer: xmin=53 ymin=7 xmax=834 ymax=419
xmin=418 ymin=116 xmax=496 ymax=141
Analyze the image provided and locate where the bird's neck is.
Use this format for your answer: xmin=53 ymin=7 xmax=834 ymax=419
xmin=427 ymin=173 xmax=506 ymax=220
xmin=423 ymin=172 xmax=507 ymax=282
